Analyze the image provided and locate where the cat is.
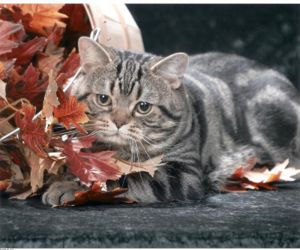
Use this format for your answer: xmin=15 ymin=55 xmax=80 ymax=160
xmin=42 ymin=36 xmax=300 ymax=206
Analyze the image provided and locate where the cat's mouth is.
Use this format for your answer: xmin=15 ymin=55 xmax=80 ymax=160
xmin=96 ymin=130 xmax=134 ymax=146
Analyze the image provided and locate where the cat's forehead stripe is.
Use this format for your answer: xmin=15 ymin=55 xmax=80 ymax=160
xmin=118 ymin=58 xmax=141 ymax=96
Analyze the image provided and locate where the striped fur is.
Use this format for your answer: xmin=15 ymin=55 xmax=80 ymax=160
xmin=42 ymin=37 xmax=300 ymax=206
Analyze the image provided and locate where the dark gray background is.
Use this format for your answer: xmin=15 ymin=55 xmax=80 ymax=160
xmin=127 ymin=4 xmax=300 ymax=89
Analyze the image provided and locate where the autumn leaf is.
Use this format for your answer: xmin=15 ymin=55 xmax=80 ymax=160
xmin=63 ymin=137 xmax=121 ymax=185
xmin=15 ymin=102 xmax=50 ymax=157
xmin=224 ymin=158 xmax=300 ymax=192
xmin=56 ymin=49 xmax=80 ymax=86
xmin=6 ymin=36 xmax=47 ymax=65
xmin=6 ymin=64 xmax=48 ymax=109
xmin=42 ymin=70 xmax=60 ymax=129
xmin=23 ymin=147 xmax=65 ymax=193
xmin=113 ymin=154 xmax=163 ymax=177
xmin=62 ymin=136 xmax=162 ymax=187
xmin=53 ymin=88 xmax=89 ymax=132
xmin=63 ymin=182 xmax=134 ymax=206
xmin=1 ymin=4 xmax=68 ymax=36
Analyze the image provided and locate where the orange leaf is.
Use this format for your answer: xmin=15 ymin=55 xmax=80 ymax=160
xmin=64 ymin=182 xmax=134 ymax=206
xmin=1 ymin=4 xmax=68 ymax=36
xmin=15 ymin=103 xmax=50 ymax=157
xmin=53 ymin=88 xmax=89 ymax=132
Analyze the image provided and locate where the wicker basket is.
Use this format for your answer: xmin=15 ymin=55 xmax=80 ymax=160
xmin=84 ymin=1 xmax=144 ymax=52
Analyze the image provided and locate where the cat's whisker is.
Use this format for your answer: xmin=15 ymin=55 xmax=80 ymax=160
xmin=137 ymin=138 xmax=152 ymax=161
xmin=141 ymin=137 xmax=155 ymax=146
xmin=131 ymin=138 xmax=146 ymax=185
xmin=141 ymin=134 xmax=156 ymax=143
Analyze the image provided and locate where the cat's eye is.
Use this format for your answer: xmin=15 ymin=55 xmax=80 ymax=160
xmin=97 ymin=94 xmax=112 ymax=106
xmin=136 ymin=101 xmax=152 ymax=114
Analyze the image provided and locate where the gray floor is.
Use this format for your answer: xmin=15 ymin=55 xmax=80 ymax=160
xmin=0 ymin=181 xmax=299 ymax=247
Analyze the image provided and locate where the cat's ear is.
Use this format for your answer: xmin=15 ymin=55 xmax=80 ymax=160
xmin=151 ymin=53 xmax=189 ymax=89
xmin=78 ymin=37 xmax=114 ymax=73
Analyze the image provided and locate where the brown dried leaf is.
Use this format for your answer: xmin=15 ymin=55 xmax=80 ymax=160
xmin=42 ymin=70 xmax=60 ymax=129
xmin=24 ymin=147 xmax=65 ymax=193
xmin=113 ymin=154 xmax=164 ymax=177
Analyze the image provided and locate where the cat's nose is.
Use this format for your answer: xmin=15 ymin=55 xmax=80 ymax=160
xmin=114 ymin=120 xmax=126 ymax=129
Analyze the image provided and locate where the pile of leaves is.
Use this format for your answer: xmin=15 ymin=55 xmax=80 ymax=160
xmin=0 ymin=4 xmax=299 ymax=207
xmin=0 ymin=4 xmax=161 ymax=205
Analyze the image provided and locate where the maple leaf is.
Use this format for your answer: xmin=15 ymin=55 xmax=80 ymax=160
xmin=5 ymin=36 xmax=47 ymax=65
xmin=63 ymin=182 xmax=134 ymax=206
xmin=1 ymin=4 xmax=68 ymax=36
xmin=53 ymin=88 xmax=89 ymax=132
xmin=23 ymin=147 xmax=65 ymax=193
xmin=63 ymin=137 xmax=121 ymax=185
xmin=15 ymin=102 xmax=50 ymax=157
xmin=6 ymin=63 xmax=48 ymax=109
xmin=0 ymin=20 xmax=24 ymax=56
xmin=63 ymin=136 xmax=162 ymax=187
xmin=224 ymin=158 xmax=300 ymax=192
xmin=56 ymin=49 xmax=80 ymax=86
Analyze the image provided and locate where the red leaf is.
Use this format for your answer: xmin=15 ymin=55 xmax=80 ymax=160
xmin=15 ymin=103 xmax=50 ymax=157
xmin=56 ymin=50 xmax=80 ymax=86
xmin=53 ymin=88 xmax=89 ymax=132
xmin=64 ymin=182 xmax=134 ymax=206
xmin=63 ymin=138 xmax=121 ymax=185
xmin=6 ymin=37 xmax=47 ymax=65
xmin=60 ymin=4 xmax=90 ymax=33
xmin=0 ymin=6 xmax=32 ymax=33
xmin=6 ymin=64 xmax=48 ymax=109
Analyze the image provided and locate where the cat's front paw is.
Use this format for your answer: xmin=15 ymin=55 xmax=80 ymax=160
xmin=42 ymin=181 xmax=86 ymax=206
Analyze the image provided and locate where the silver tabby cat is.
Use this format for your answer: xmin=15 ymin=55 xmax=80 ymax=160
xmin=42 ymin=37 xmax=300 ymax=206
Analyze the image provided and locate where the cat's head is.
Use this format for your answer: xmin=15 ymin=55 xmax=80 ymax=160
xmin=71 ymin=37 xmax=189 ymax=159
